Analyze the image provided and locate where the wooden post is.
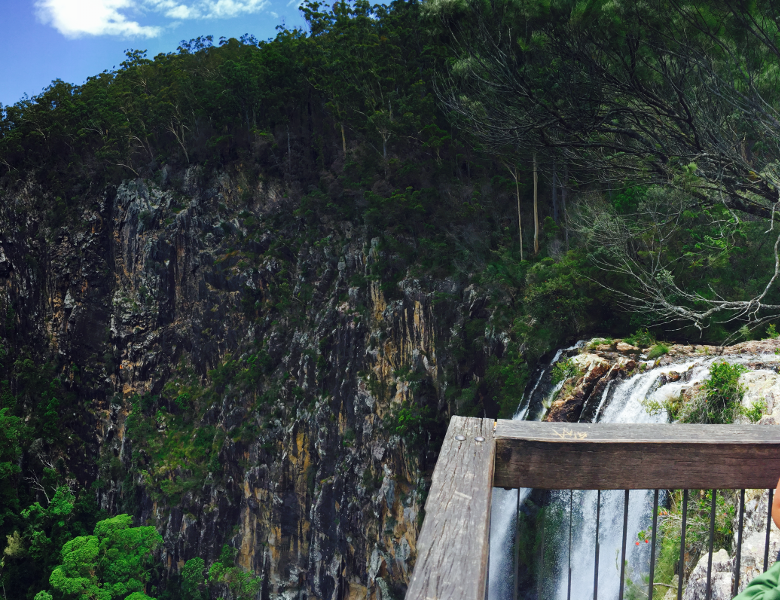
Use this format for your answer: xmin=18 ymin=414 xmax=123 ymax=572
xmin=406 ymin=416 xmax=495 ymax=600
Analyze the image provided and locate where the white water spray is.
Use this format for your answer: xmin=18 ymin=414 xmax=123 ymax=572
xmin=488 ymin=349 xmax=774 ymax=599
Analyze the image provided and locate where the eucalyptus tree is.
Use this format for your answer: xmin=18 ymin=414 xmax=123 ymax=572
xmin=435 ymin=0 xmax=780 ymax=334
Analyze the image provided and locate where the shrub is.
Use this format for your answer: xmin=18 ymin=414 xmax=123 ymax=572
xmin=679 ymin=361 xmax=748 ymax=424
xmin=743 ymin=398 xmax=767 ymax=423
xmin=624 ymin=329 xmax=655 ymax=348
xmin=587 ymin=337 xmax=614 ymax=350
xmin=647 ymin=343 xmax=670 ymax=360
xmin=767 ymin=324 xmax=779 ymax=339
xmin=643 ymin=361 xmax=750 ymax=424
xmin=551 ymin=358 xmax=580 ymax=385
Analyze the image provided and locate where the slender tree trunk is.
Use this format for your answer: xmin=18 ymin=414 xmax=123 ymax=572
xmin=505 ymin=162 xmax=524 ymax=260
xmin=533 ymin=153 xmax=539 ymax=254
xmin=552 ymin=158 xmax=559 ymax=223
xmin=516 ymin=175 xmax=523 ymax=261
xmin=287 ymin=125 xmax=291 ymax=171
xmin=562 ymin=163 xmax=569 ymax=251
xmin=341 ymin=123 xmax=346 ymax=156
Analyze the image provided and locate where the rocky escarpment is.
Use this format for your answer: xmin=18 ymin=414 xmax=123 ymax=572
xmin=0 ymin=167 xmax=504 ymax=599
xmin=545 ymin=338 xmax=780 ymax=423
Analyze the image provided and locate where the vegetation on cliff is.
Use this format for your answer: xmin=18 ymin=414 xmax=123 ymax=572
xmin=3 ymin=0 xmax=780 ymax=597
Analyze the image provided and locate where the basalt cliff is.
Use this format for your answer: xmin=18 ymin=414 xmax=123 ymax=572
xmin=0 ymin=162 xmax=527 ymax=599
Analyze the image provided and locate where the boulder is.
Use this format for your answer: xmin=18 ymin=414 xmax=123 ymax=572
xmin=739 ymin=370 xmax=780 ymax=423
xmin=731 ymin=489 xmax=780 ymax=595
xmin=616 ymin=342 xmax=640 ymax=353
xmin=682 ymin=549 xmax=732 ymax=600
xmin=546 ymin=355 xmax=611 ymax=422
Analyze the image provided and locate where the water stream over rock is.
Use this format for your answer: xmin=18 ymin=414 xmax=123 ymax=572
xmin=488 ymin=339 xmax=780 ymax=600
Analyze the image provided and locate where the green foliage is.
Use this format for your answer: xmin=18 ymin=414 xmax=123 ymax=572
xmin=643 ymin=361 xmax=751 ymax=423
xmin=624 ymin=329 xmax=655 ymax=348
xmin=485 ymin=341 xmax=531 ymax=418
xmin=550 ymin=358 xmax=580 ymax=386
xmin=611 ymin=185 xmax=647 ymax=215
xmin=743 ymin=398 xmax=768 ymax=423
xmin=767 ymin=323 xmax=779 ymax=339
xmin=43 ymin=514 xmax=162 ymax=600
xmin=181 ymin=557 xmax=206 ymax=600
xmin=385 ymin=400 xmax=433 ymax=446
xmin=650 ymin=490 xmax=736 ymax=589
xmin=646 ymin=343 xmax=670 ymax=360
xmin=208 ymin=545 xmax=261 ymax=600
xmin=680 ymin=361 xmax=748 ymax=424
xmin=587 ymin=337 xmax=614 ymax=349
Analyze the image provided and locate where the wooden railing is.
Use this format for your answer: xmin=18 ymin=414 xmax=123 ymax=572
xmin=406 ymin=416 xmax=780 ymax=600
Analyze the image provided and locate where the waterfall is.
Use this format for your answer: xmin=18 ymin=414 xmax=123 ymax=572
xmin=488 ymin=347 xmax=771 ymax=600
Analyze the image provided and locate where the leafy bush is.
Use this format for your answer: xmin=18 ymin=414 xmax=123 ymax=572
xmin=646 ymin=343 xmax=670 ymax=360
xmin=743 ymin=398 xmax=767 ymax=423
xmin=767 ymin=324 xmax=779 ymax=339
xmin=644 ymin=361 xmax=749 ymax=423
xmin=42 ymin=514 xmax=162 ymax=600
xmin=624 ymin=329 xmax=655 ymax=348
xmin=385 ymin=400 xmax=433 ymax=446
xmin=208 ymin=545 xmax=262 ymax=600
xmin=679 ymin=361 xmax=748 ymax=424
xmin=551 ymin=358 xmax=580 ymax=385
xmin=649 ymin=490 xmax=736 ymax=592
xmin=587 ymin=337 xmax=614 ymax=350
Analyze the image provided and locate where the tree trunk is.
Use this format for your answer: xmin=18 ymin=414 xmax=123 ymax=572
xmin=562 ymin=163 xmax=568 ymax=251
xmin=504 ymin=162 xmax=524 ymax=260
xmin=552 ymin=158 xmax=559 ymax=223
xmin=341 ymin=123 xmax=346 ymax=156
xmin=287 ymin=125 xmax=292 ymax=171
xmin=533 ymin=153 xmax=539 ymax=254
xmin=515 ymin=167 xmax=523 ymax=262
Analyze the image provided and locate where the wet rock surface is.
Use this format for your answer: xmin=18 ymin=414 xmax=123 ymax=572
xmin=544 ymin=337 xmax=780 ymax=423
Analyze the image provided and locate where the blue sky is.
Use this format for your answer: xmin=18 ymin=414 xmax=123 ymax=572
xmin=0 ymin=0 xmax=310 ymax=107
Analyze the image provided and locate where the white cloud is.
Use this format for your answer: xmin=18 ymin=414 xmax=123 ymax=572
xmin=36 ymin=0 xmax=271 ymax=38
xmin=156 ymin=0 xmax=270 ymax=19
xmin=35 ymin=0 xmax=162 ymax=38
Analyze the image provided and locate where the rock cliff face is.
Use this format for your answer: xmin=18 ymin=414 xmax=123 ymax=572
xmin=0 ymin=167 xmax=493 ymax=598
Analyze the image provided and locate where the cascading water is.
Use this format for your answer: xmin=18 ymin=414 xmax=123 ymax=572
xmin=488 ymin=346 xmax=773 ymax=600
xmin=488 ymin=344 xmax=582 ymax=600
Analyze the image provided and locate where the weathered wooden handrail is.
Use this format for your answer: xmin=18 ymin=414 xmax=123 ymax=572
xmin=494 ymin=421 xmax=780 ymax=489
xmin=406 ymin=416 xmax=780 ymax=600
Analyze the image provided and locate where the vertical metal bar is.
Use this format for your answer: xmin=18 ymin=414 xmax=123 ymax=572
xmin=678 ymin=489 xmax=689 ymax=600
xmin=734 ymin=489 xmax=745 ymax=597
xmin=567 ymin=489 xmax=573 ymax=600
xmin=765 ymin=488 xmax=774 ymax=572
xmin=514 ymin=489 xmax=521 ymax=600
xmin=706 ymin=490 xmax=717 ymax=599
xmin=648 ymin=489 xmax=659 ymax=600
xmin=538 ymin=513 xmax=546 ymax=600
xmin=594 ymin=490 xmax=600 ymax=600
xmin=619 ymin=490 xmax=629 ymax=600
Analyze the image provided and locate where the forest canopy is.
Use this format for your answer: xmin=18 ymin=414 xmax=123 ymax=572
xmin=434 ymin=0 xmax=780 ymax=334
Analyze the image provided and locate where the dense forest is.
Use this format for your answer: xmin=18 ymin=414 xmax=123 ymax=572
xmin=3 ymin=0 xmax=780 ymax=598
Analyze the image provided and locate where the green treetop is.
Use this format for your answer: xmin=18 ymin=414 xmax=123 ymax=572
xmin=40 ymin=514 xmax=161 ymax=600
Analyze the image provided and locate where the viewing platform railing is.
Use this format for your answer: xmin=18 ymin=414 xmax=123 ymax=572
xmin=405 ymin=417 xmax=780 ymax=600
